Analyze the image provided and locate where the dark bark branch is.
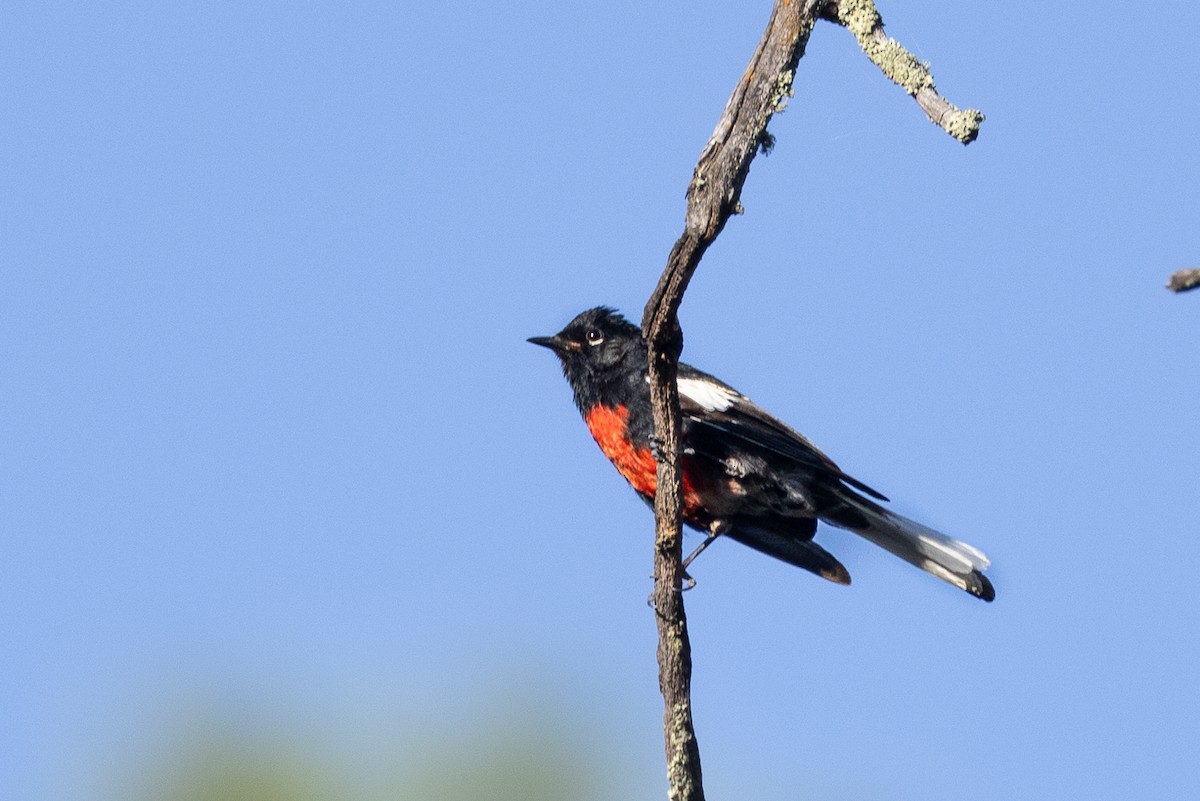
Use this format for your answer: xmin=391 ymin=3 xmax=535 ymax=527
xmin=1167 ymin=268 xmax=1200 ymax=293
xmin=638 ymin=3 xmax=985 ymax=800
xmin=641 ymin=5 xmax=824 ymax=800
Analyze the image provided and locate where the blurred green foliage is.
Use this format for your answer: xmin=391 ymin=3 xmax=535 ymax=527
xmin=124 ymin=703 xmax=615 ymax=801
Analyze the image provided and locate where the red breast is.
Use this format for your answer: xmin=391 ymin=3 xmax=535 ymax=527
xmin=583 ymin=404 xmax=706 ymax=518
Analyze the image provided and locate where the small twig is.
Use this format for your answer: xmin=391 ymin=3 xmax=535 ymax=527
xmin=1167 ymin=268 xmax=1200 ymax=293
xmin=821 ymin=0 xmax=985 ymax=143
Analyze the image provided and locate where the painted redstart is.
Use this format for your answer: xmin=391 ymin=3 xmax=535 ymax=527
xmin=529 ymin=307 xmax=994 ymax=601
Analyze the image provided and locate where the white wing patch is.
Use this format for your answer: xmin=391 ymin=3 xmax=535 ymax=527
xmin=678 ymin=376 xmax=741 ymax=412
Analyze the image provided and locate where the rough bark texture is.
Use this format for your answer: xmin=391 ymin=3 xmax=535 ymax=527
xmin=639 ymin=3 xmax=983 ymax=800
xmin=1167 ymin=268 xmax=1200 ymax=293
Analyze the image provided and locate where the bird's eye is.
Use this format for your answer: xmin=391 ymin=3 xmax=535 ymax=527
xmin=585 ymin=328 xmax=604 ymax=346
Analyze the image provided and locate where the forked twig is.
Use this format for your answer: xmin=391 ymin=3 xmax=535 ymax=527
xmin=640 ymin=4 xmax=984 ymax=799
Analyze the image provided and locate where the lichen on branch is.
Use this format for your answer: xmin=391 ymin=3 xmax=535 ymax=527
xmin=835 ymin=0 xmax=932 ymax=93
xmin=640 ymin=4 xmax=986 ymax=800
xmin=822 ymin=0 xmax=984 ymax=143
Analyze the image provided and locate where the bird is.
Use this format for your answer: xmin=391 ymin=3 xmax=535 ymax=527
xmin=528 ymin=306 xmax=995 ymax=601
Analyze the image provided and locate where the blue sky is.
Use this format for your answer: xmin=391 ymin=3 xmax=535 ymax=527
xmin=3 ymin=2 xmax=1199 ymax=799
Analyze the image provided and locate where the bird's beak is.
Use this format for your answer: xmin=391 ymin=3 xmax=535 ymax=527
xmin=527 ymin=334 xmax=578 ymax=355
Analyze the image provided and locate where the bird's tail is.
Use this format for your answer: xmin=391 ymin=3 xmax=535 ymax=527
xmin=820 ymin=492 xmax=995 ymax=602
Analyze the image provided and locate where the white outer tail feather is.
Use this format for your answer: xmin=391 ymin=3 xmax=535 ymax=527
xmin=835 ymin=496 xmax=991 ymax=596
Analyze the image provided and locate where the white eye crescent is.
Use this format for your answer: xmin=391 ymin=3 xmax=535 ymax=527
xmin=585 ymin=329 xmax=604 ymax=346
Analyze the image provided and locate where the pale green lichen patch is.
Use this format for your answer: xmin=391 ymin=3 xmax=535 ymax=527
xmin=874 ymin=40 xmax=935 ymax=94
xmin=943 ymin=108 xmax=985 ymax=144
xmin=837 ymin=0 xmax=935 ymax=94
xmin=836 ymin=0 xmax=881 ymax=38
xmin=771 ymin=69 xmax=796 ymax=113
xmin=665 ymin=703 xmax=698 ymax=801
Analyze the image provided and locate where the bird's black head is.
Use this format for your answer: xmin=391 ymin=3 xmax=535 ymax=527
xmin=528 ymin=306 xmax=646 ymax=410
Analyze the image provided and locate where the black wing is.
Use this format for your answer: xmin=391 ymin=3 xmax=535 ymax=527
xmin=676 ymin=364 xmax=889 ymax=502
